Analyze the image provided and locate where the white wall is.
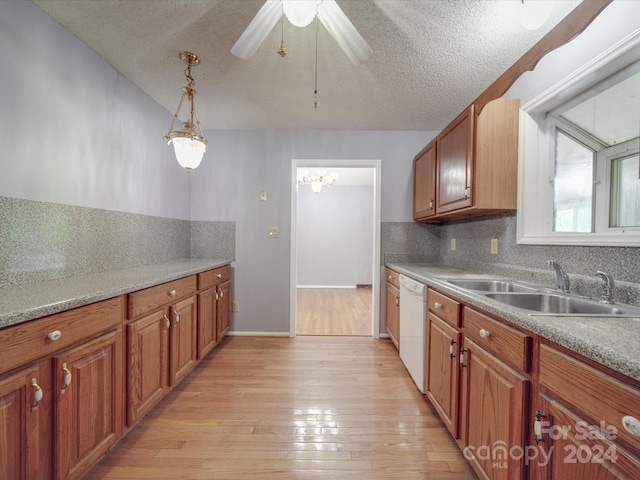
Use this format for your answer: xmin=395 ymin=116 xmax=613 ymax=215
xmin=190 ymin=130 xmax=433 ymax=334
xmin=297 ymin=185 xmax=374 ymax=286
xmin=0 ymin=0 xmax=190 ymax=220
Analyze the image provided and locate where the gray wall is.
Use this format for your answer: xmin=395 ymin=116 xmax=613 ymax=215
xmin=297 ymin=185 xmax=374 ymax=286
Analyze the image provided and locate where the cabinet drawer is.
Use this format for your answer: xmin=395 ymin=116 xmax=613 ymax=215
xmin=428 ymin=289 xmax=461 ymax=328
xmin=539 ymin=343 xmax=640 ymax=455
xmin=128 ymin=275 xmax=197 ymax=319
xmin=198 ymin=265 xmax=231 ymax=290
xmin=0 ymin=296 xmax=124 ymax=375
xmin=386 ymin=269 xmax=400 ymax=289
xmin=463 ymin=307 xmax=531 ymax=373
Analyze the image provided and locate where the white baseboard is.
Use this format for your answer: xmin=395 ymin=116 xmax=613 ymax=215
xmin=227 ymin=331 xmax=290 ymax=337
xmin=296 ymin=285 xmax=356 ymax=289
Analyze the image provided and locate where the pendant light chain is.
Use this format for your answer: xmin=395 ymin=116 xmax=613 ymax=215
xmin=313 ymin=8 xmax=319 ymax=109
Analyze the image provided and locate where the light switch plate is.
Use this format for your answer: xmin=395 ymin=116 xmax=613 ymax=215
xmin=268 ymin=227 xmax=279 ymax=238
xmin=260 ymin=191 xmax=267 ymax=201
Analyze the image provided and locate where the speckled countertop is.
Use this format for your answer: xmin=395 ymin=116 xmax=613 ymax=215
xmin=0 ymin=258 xmax=231 ymax=328
xmin=388 ymin=263 xmax=640 ymax=382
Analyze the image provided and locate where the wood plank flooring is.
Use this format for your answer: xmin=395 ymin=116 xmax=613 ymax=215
xmin=296 ymin=287 xmax=371 ymax=336
xmin=86 ymin=336 xmax=477 ymax=479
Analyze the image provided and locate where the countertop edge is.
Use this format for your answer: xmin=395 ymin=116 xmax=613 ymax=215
xmin=387 ymin=263 xmax=640 ymax=383
xmin=0 ymin=258 xmax=232 ymax=328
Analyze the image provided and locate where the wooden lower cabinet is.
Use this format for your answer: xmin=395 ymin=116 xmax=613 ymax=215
xmin=385 ymin=281 xmax=400 ymax=349
xmin=426 ymin=313 xmax=461 ymax=438
xmin=126 ymin=309 xmax=169 ymax=425
xmin=54 ymin=329 xmax=123 ymax=480
xmin=170 ymin=295 xmax=198 ymax=385
xmin=0 ymin=361 xmax=51 ymax=480
xmin=460 ymin=337 xmax=529 ymax=480
xmin=216 ymin=280 xmax=231 ymax=340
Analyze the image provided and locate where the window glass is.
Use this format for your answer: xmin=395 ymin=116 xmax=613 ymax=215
xmin=610 ymin=153 xmax=640 ymax=227
xmin=553 ymin=130 xmax=595 ymax=233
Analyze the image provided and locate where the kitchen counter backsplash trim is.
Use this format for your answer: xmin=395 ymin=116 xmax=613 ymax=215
xmin=387 ymin=263 xmax=640 ymax=382
xmin=0 ymin=258 xmax=231 ymax=328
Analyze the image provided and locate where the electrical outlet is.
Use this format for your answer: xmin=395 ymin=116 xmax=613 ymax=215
xmin=491 ymin=238 xmax=498 ymax=254
xmin=267 ymin=227 xmax=279 ymax=238
xmin=260 ymin=191 xmax=267 ymax=201
xmin=232 ymin=301 xmax=239 ymax=312
xmin=451 ymin=238 xmax=456 ymax=251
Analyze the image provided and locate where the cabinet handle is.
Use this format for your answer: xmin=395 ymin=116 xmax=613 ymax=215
xmin=216 ymin=273 xmax=223 ymax=279
xmin=60 ymin=363 xmax=72 ymax=394
xmin=449 ymin=339 xmax=456 ymax=358
xmin=395 ymin=296 xmax=399 ymax=306
xmin=31 ymin=378 xmax=43 ymax=412
xmin=429 ymin=199 xmax=433 ymax=209
xmin=534 ymin=411 xmax=546 ymax=443
xmin=434 ymin=302 xmax=442 ymax=309
xmin=479 ymin=328 xmax=491 ymax=338
xmin=173 ymin=308 xmax=180 ymax=324
xmin=164 ymin=314 xmax=171 ymax=329
xmin=169 ymin=290 xmax=177 ymax=297
xmin=47 ymin=330 xmax=62 ymax=341
xmin=464 ymin=186 xmax=471 ymax=199
xmin=220 ymin=290 xmax=224 ymax=298
xmin=622 ymin=415 xmax=640 ymax=437
xmin=215 ymin=292 xmax=219 ymax=301
xmin=459 ymin=348 xmax=467 ymax=368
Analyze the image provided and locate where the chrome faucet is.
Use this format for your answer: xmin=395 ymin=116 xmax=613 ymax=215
xmin=595 ymin=271 xmax=615 ymax=304
xmin=546 ymin=260 xmax=570 ymax=293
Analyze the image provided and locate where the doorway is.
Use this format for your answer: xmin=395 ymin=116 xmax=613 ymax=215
xmin=289 ymin=159 xmax=381 ymax=338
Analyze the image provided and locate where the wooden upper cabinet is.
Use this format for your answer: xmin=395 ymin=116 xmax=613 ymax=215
xmin=437 ymin=106 xmax=474 ymax=214
xmin=413 ymin=141 xmax=437 ymax=220
xmin=416 ymin=98 xmax=520 ymax=222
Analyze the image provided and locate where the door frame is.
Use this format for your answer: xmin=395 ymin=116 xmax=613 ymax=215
xmin=289 ymin=159 xmax=382 ymax=338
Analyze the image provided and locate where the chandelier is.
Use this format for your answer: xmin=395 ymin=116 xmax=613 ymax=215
xmin=297 ymin=169 xmax=339 ymax=193
xmin=163 ymin=51 xmax=207 ymax=172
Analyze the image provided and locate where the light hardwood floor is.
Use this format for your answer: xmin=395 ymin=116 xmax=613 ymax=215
xmin=86 ymin=336 xmax=477 ymax=479
xmin=296 ymin=287 xmax=371 ymax=336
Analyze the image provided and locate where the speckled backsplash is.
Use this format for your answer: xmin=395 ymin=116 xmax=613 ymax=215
xmin=381 ymin=222 xmax=441 ymax=265
xmin=190 ymin=221 xmax=236 ymax=261
xmin=0 ymin=196 xmax=235 ymax=288
xmin=439 ymin=212 xmax=640 ymax=307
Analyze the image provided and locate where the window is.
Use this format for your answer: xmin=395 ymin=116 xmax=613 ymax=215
xmin=518 ymin=31 xmax=640 ymax=246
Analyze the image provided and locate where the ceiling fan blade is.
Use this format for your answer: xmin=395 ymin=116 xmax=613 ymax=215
xmin=317 ymin=0 xmax=372 ymax=65
xmin=231 ymin=0 xmax=283 ymax=59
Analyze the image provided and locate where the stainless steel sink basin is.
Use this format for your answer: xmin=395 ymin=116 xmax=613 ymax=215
xmin=446 ymin=279 xmax=540 ymax=293
xmin=485 ymin=292 xmax=640 ymax=316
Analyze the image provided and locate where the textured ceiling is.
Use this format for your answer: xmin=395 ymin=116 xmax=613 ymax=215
xmin=33 ymin=0 xmax=580 ymax=131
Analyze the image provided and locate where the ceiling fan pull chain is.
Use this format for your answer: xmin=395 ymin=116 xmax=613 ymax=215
xmin=313 ymin=9 xmax=319 ymax=109
xmin=278 ymin=1 xmax=286 ymax=57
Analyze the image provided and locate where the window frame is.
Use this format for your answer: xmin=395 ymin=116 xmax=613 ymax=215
xmin=517 ymin=31 xmax=640 ymax=247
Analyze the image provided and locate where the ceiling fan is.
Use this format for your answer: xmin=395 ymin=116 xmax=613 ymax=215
xmin=231 ymin=0 xmax=373 ymax=65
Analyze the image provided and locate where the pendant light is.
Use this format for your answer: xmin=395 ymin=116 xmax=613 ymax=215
xmin=164 ymin=51 xmax=207 ymax=172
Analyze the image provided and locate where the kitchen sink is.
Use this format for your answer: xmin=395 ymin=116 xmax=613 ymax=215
xmin=446 ymin=279 xmax=541 ymax=293
xmin=485 ymin=292 xmax=640 ymax=316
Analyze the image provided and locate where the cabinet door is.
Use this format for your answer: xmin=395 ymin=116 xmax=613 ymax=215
xmin=385 ymin=282 xmax=400 ymax=350
xmin=414 ymin=142 xmax=436 ymax=219
xmin=216 ymin=281 xmax=231 ymax=340
xmin=127 ymin=309 xmax=169 ymax=425
xmin=533 ymin=394 xmax=640 ymax=480
xmin=461 ymin=337 xmax=528 ymax=480
xmin=0 ymin=362 xmax=51 ymax=480
xmin=170 ymin=295 xmax=198 ymax=386
xmin=197 ymin=287 xmax=217 ymax=359
xmin=54 ymin=329 xmax=123 ymax=480
xmin=426 ymin=313 xmax=460 ymax=439
xmin=437 ymin=106 xmax=474 ymax=214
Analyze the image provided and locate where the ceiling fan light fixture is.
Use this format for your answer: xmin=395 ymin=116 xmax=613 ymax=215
xmin=283 ymin=0 xmax=318 ymax=28
xmin=520 ymin=0 xmax=553 ymax=31
xmin=163 ymin=51 xmax=207 ymax=172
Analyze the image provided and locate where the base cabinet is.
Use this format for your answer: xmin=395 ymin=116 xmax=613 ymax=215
xmin=55 ymin=330 xmax=123 ymax=480
xmin=197 ymin=265 xmax=232 ymax=358
xmin=0 ymin=361 xmax=51 ymax=480
xmin=460 ymin=336 xmax=529 ymax=480
xmin=385 ymin=269 xmax=400 ymax=350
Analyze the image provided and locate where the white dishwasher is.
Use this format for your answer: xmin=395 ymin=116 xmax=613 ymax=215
xmin=398 ymin=274 xmax=428 ymax=393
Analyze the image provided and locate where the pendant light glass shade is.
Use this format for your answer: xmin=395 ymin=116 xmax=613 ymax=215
xmin=164 ymin=52 xmax=207 ymax=172
xmin=283 ymin=1 xmax=317 ymax=27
